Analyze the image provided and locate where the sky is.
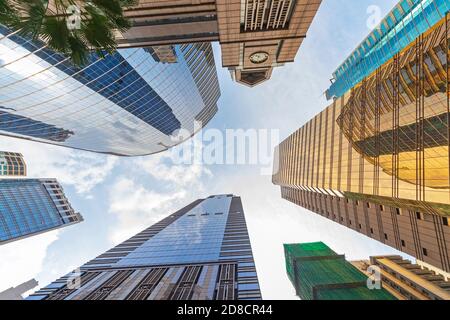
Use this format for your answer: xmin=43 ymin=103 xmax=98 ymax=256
xmin=0 ymin=0 xmax=411 ymax=300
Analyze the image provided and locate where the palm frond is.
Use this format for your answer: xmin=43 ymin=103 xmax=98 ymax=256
xmin=67 ymin=34 xmax=89 ymax=65
xmin=40 ymin=16 xmax=69 ymax=52
xmin=82 ymin=4 xmax=116 ymax=52
xmin=0 ymin=0 xmax=21 ymax=26
xmin=2 ymin=0 xmax=135 ymax=66
xmin=13 ymin=0 xmax=49 ymax=39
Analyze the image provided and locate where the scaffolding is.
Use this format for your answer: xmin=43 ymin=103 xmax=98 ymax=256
xmin=284 ymin=242 xmax=396 ymax=300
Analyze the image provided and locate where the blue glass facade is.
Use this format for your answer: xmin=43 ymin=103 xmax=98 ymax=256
xmin=0 ymin=179 xmax=82 ymax=245
xmin=327 ymin=0 xmax=450 ymax=99
xmin=0 ymin=27 xmax=220 ymax=156
xmin=29 ymin=195 xmax=262 ymax=300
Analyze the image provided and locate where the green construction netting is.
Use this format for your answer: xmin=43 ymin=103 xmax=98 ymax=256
xmin=316 ymin=287 xmax=396 ymax=300
xmin=284 ymin=242 xmax=396 ymax=300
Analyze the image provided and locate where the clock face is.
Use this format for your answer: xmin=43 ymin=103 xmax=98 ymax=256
xmin=250 ymin=52 xmax=269 ymax=64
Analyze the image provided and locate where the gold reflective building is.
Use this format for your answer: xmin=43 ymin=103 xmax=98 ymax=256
xmin=273 ymin=13 xmax=450 ymax=271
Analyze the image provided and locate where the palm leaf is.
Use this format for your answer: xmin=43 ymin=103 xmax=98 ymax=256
xmin=67 ymin=34 xmax=89 ymax=65
xmin=2 ymin=0 xmax=135 ymax=66
xmin=40 ymin=16 xmax=70 ymax=52
xmin=0 ymin=0 xmax=21 ymax=25
xmin=13 ymin=0 xmax=49 ymax=39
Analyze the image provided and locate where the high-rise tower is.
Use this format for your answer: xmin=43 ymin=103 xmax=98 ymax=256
xmin=0 ymin=151 xmax=26 ymax=176
xmin=0 ymin=29 xmax=220 ymax=156
xmin=0 ymin=0 xmax=322 ymax=154
xmin=0 ymin=179 xmax=83 ymax=245
xmin=112 ymin=0 xmax=323 ymax=87
xmin=28 ymin=195 xmax=261 ymax=300
xmin=273 ymin=1 xmax=450 ymax=272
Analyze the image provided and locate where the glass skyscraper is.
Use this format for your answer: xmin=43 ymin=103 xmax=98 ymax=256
xmin=273 ymin=2 xmax=450 ymax=272
xmin=28 ymin=195 xmax=262 ymax=300
xmin=0 ymin=179 xmax=83 ymax=245
xmin=284 ymin=242 xmax=395 ymax=300
xmin=0 ymin=25 xmax=220 ymax=156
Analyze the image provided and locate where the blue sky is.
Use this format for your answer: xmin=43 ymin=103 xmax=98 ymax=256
xmin=0 ymin=0 xmax=410 ymax=300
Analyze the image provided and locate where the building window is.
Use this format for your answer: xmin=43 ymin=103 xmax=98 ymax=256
xmin=366 ymin=203 xmax=370 ymax=208
xmin=380 ymin=205 xmax=384 ymax=212
xmin=370 ymin=228 xmax=374 ymax=234
xmin=396 ymin=208 xmax=401 ymax=215
xmin=443 ymin=217 xmax=448 ymax=226
xmin=423 ymin=248 xmax=428 ymax=256
xmin=384 ymin=233 xmax=388 ymax=240
xmin=349 ymin=220 xmax=352 ymax=225
xmin=401 ymin=240 xmax=406 ymax=247
xmin=355 ymin=201 xmax=359 ymax=206
xmin=416 ymin=212 xmax=422 ymax=220
xmin=359 ymin=223 xmax=362 ymax=229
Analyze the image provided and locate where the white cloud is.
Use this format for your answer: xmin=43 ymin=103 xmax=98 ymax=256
xmin=108 ymin=177 xmax=187 ymax=244
xmin=0 ymin=136 xmax=117 ymax=194
xmin=0 ymin=231 xmax=59 ymax=293
xmin=135 ymin=149 xmax=212 ymax=187
xmin=107 ymin=152 xmax=213 ymax=245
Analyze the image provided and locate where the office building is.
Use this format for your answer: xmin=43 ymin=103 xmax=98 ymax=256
xmin=0 ymin=0 xmax=322 ymax=154
xmin=352 ymin=256 xmax=450 ymax=300
xmin=284 ymin=242 xmax=395 ymax=300
xmin=0 ymin=26 xmax=220 ymax=156
xmin=116 ymin=0 xmax=322 ymax=86
xmin=0 ymin=151 xmax=26 ymax=176
xmin=0 ymin=279 xmax=38 ymax=300
xmin=0 ymin=179 xmax=83 ymax=245
xmin=273 ymin=2 xmax=450 ymax=272
xmin=28 ymin=195 xmax=262 ymax=300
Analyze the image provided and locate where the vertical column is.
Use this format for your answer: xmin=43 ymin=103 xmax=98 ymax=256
xmin=347 ymin=91 xmax=355 ymax=193
xmin=392 ymin=53 xmax=400 ymax=199
xmin=322 ymin=108 xmax=329 ymax=189
xmin=359 ymin=79 xmax=366 ymax=195
xmin=316 ymin=112 xmax=323 ymax=189
xmin=373 ymin=69 xmax=381 ymax=196
xmin=415 ymin=36 xmax=425 ymax=202
xmin=446 ymin=12 xmax=450 ymax=203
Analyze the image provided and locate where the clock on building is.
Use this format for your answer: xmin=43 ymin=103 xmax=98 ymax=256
xmin=249 ymin=52 xmax=269 ymax=64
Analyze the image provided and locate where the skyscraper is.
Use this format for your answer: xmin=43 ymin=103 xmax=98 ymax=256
xmin=116 ymin=0 xmax=322 ymax=86
xmin=0 ymin=179 xmax=83 ymax=245
xmin=284 ymin=242 xmax=395 ymax=300
xmin=0 ymin=27 xmax=220 ymax=156
xmin=0 ymin=151 xmax=26 ymax=176
xmin=0 ymin=0 xmax=322 ymax=155
xmin=273 ymin=2 xmax=450 ymax=272
xmin=352 ymin=256 xmax=450 ymax=300
xmin=28 ymin=195 xmax=262 ymax=300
